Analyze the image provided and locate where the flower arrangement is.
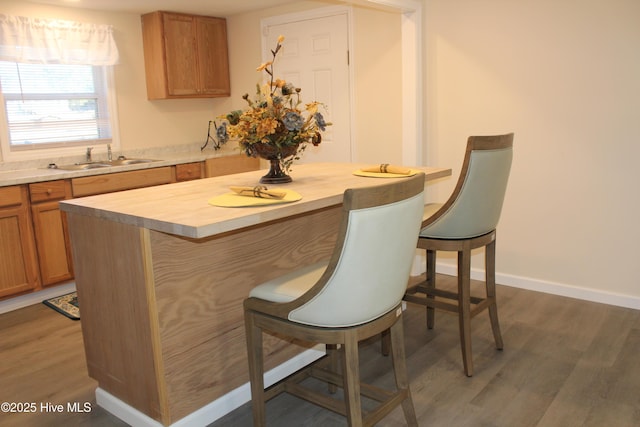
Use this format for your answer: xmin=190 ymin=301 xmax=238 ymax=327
xmin=211 ymin=35 xmax=330 ymax=182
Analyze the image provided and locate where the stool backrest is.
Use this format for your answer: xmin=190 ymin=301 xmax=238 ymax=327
xmin=288 ymin=173 xmax=425 ymax=327
xmin=421 ymin=133 xmax=513 ymax=239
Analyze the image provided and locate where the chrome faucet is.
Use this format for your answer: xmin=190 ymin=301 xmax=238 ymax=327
xmin=107 ymin=144 xmax=112 ymax=161
xmin=85 ymin=147 xmax=93 ymax=163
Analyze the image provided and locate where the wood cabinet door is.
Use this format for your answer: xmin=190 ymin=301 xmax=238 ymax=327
xmin=31 ymin=200 xmax=74 ymax=286
xmin=163 ymin=13 xmax=200 ymax=96
xmin=29 ymin=180 xmax=74 ymax=286
xmin=196 ymin=16 xmax=230 ymax=96
xmin=0 ymin=186 xmax=39 ymax=298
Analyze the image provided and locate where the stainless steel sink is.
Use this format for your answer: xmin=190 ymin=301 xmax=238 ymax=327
xmin=53 ymin=162 xmax=112 ymax=171
xmin=49 ymin=158 xmax=160 ymax=171
xmin=107 ymin=158 xmax=157 ymax=166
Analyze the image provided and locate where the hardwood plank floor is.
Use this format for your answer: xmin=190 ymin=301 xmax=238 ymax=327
xmin=1 ymin=275 xmax=639 ymax=426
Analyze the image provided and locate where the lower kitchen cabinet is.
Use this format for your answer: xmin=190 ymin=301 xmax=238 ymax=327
xmin=29 ymin=180 xmax=74 ymax=286
xmin=0 ymin=185 xmax=39 ymax=298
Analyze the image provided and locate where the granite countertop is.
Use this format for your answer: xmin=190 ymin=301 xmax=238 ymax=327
xmin=0 ymin=145 xmax=232 ymax=187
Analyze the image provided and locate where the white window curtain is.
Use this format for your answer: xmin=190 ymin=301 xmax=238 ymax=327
xmin=0 ymin=14 xmax=118 ymax=65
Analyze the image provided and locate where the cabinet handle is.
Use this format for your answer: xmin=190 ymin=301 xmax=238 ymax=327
xmin=46 ymin=189 xmax=53 ymax=195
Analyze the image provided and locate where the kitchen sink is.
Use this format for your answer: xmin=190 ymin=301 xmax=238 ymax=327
xmin=52 ymin=162 xmax=112 ymax=171
xmin=49 ymin=158 xmax=160 ymax=171
xmin=107 ymin=158 xmax=157 ymax=166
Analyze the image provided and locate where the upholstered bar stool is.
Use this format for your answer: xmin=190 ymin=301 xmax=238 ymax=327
xmin=404 ymin=133 xmax=513 ymax=377
xmin=244 ymin=174 xmax=425 ymax=426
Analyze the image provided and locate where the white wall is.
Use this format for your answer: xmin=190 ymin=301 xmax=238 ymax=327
xmin=424 ymin=0 xmax=640 ymax=305
xmin=351 ymin=7 xmax=402 ymax=163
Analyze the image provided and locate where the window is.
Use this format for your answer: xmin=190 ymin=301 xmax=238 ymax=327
xmin=0 ymin=14 xmax=119 ymax=160
xmin=0 ymin=61 xmax=113 ymax=150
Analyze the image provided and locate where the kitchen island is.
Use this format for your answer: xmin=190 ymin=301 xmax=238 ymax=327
xmin=60 ymin=162 xmax=451 ymax=427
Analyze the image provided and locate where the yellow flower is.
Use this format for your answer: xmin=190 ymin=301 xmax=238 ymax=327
xmin=256 ymin=117 xmax=278 ymax=138
xmin=277 ymin=35 xmax=285 ymax=43
xmin=256 ymin=61 xmax=272 ymax=72
xmin=260 ymin=83 xmax=274 ymax=107
xmin=306 ymin=102 xmax=319 ymax=115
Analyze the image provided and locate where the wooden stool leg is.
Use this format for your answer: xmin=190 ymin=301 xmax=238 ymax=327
xmin=485 ymin=239 xmax=504 ymax=350
xmin=458 ymin=249 xmax=473 ymax=377
xmin=327 ymin=343 xmax=339 ymax=393
xmin=380 ymin=329 xmax=390 ymax=356
xmin=426 ymin=249 xmax=436 ymax=329
xmin=390 ymin=316 xmax=418 ymax=426
xmin=244 ymin=311 xmax=266 ymax=426
xmin=342 ymin=331 xmax=363 ymax=426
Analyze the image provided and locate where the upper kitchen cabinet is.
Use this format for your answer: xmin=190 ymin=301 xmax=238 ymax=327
xmin=141 ymin=11 xmax=231 ymax=99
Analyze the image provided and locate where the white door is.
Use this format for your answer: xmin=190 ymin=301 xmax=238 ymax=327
xmin=263 ymin=11 xmax=351 ymax=163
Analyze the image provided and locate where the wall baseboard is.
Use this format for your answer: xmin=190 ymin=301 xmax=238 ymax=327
xmin=96 ymin=346 xmax=325 ymax=427
xmin=0 ymin=282 xmax=76 ymax=315
xmin=431 ymin=263 xmax=640 ymax=311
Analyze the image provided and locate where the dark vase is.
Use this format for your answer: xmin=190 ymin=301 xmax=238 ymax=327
xmin=251 ymin=143 xmax=299 ymax=184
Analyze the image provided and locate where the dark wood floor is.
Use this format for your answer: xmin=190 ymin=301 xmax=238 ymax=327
xmin=1 ymin=275 xmax=639 ymax=426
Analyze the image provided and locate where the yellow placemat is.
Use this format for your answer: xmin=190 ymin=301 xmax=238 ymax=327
xmin=208 ymin=190 xmax=302 ymax=207
xmin=353 ymin=169 xmax=420 ymax=178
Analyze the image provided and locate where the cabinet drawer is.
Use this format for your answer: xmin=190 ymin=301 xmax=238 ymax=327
xmin=205 ymin=155 xmax=260 ymax=177
xmin=29 ymin=180 xmax=68 ymax=203
xmin=72 ymin=167 xmax=175 ymax=197
xmin=0 ymin=186 xmax=25 ymax=208
xmin=175 ymin=162 xmax=203 ymax=181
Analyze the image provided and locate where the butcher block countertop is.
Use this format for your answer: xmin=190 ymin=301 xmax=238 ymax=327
xmin=60 ymin=163 xmax=452 ymax=239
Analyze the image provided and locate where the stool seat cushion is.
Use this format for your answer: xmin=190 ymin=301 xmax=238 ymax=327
xmin=249 ymin=261 xmax=328 ymax=303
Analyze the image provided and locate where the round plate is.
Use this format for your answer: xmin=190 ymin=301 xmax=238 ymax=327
xmin=208 ymin=190 xmax=302 ymax=207
xmin=352 ymin=169 xmax=419 ymax=178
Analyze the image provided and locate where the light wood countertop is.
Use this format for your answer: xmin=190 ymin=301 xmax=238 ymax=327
xmin=60 ymin=163 xmax=451 ymax=239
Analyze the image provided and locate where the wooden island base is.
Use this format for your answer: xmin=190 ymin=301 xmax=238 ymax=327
xmin=62 ymin=163 xmax=451 ymax=426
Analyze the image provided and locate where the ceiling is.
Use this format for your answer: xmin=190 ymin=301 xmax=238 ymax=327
xmin=24 ymin=0 xmax=302 ymax=17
